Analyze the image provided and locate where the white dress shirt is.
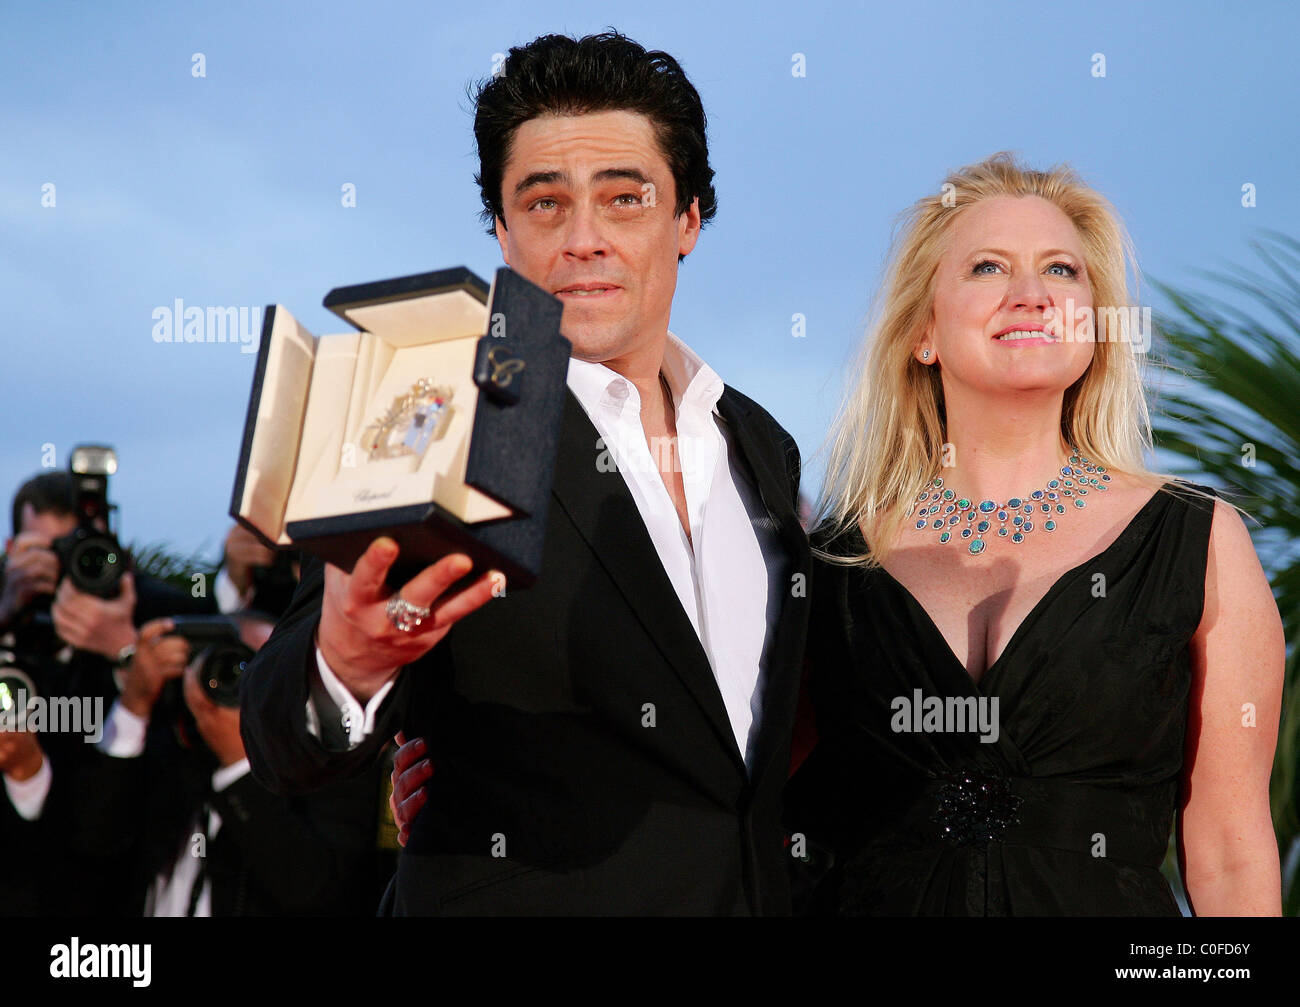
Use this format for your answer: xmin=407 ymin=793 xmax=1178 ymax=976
xmin=313 ymin=331 xmax=789 ymax=769
xmin=3 ymin=756 xmax=52 ymax=821
xmin=213 ymin=567 xmax=249 ymax=613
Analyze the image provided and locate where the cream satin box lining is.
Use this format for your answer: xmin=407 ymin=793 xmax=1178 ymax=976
xmin=238 ymin=284 xmax=513 ymax=549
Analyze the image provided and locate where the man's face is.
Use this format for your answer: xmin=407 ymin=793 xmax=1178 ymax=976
xmin=494 ymin=109 xmax=701 ymax=365
xmin=15 ymin=504 xmax=78 ymax=546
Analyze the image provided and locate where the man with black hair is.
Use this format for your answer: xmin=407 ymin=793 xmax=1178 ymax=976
xmin=2 ymin=471 xmax=215 ymax=647
xmin=241 ymin=31 xmax=810 ymax=915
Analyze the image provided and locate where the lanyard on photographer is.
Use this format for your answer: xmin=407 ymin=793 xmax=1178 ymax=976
xmin=186 ymin=805 xmax=212 ymax=917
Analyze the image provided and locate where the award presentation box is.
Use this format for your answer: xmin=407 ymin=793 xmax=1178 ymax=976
xmin=230 ymin=266 xmax=570 ymax=588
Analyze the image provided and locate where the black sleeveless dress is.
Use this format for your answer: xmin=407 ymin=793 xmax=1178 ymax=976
xmin=786 ymin=480 xmax=1217 ymax=916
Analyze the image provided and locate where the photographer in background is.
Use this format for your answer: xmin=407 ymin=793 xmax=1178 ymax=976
xmin=0 ymin=462 xmax=215 ymax=914
xmin=70 ymin=612 xmax=387 ymax=916
xmin=0 ymin=670 xmax=49 ymax=914
xmin=214 ymin=523 xmax=300 ymax=619
xmin=1 ymin=468 xmax=216 ymax=663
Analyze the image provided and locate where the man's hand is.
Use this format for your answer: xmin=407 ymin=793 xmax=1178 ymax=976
xmin=51 ymin=571 xmax=138 ymax=658
xmin=119 ymin=618 xmax=190 ymax=719
xmin=183 ymin=659 xmax=246 ymax=768
xmin=389 ymin=731 xmax=434 ymax=847
xmin=0 ymin=723 xmax=44 ymax=783
xmin=317 ymin=538 xmax=502 ymax=704
xmin=223 ymin=523 xmax=276 ymax=596
xmin=0 ymin=532 xmax=61 ymax=626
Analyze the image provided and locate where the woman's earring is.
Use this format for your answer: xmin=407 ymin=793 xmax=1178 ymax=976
xmin=921 ymin=349 xmax=931 ymax=360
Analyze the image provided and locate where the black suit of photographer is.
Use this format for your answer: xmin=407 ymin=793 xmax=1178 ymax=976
xmin=241 ymin=387 xmax=812 ymax=916
xmin=64 ymin=692 xmax=387 ymax=917
xmin=16 ymin=573 xmax=218 ymax=916
xmin=0 ymin=785 xmax=47 ymax=913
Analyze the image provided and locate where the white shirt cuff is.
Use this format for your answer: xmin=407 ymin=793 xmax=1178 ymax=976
xmin=4 ymin=754 xmax=52 ymax=821
xmin=96 ymin=699 xmax=149 ymax=758
xmin=307 ymin=645 xmax=397 ymax=748
xmin=212 ymin=757 xmax=251 ymax=792
xmin=214 ymin=567 xmax=250 ymax=614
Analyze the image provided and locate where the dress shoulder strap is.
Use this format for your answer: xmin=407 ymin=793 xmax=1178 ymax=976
xmin=1140 ymin=479 xmax=1219 ymax=628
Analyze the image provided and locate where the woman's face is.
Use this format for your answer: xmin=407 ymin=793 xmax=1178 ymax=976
xmin=921 ymin=195 xmax=1095 ymax=399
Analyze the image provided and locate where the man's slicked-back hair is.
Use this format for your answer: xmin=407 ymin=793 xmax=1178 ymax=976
xmin=472 ymin=30 xmax=717 ymax=236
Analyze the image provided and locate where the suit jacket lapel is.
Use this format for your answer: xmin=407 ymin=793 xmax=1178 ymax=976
xmin=715 ymin=389 xmax=812 ymax=783
xmin=715 ymin=389 xmax=807 ymax=560
xmin=550 ymin=389 xmax=747 ymax=774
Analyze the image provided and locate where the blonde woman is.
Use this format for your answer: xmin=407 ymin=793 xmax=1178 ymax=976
xmin=786 ymin=153 xmax=1285 ymax=916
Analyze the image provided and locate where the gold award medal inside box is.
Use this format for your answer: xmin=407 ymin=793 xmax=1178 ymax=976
xmin=288 ymin=287 xmax=511 ymax=527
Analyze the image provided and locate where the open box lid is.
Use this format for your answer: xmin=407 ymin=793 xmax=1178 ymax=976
xmin=230 ymin=266 xmax=569 ymax=552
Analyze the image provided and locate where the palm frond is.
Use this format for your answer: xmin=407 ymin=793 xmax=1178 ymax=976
xmin=127 ymin=539 xmax=220 ymax=597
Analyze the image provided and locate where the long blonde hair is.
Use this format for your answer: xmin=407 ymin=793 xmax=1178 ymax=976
xmin=814 ymin=151 xmax=1170 ymax=566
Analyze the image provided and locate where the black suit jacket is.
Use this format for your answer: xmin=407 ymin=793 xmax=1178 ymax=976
xmin=1 ymin=787 xmax=47 ymax=914
xmin=52 ymin=709 xmax=385 ymax=918
xmin=0 ymin=573 xmax=219 ymax=916
xmin=241 ymin=385 xmax=811 ymax=915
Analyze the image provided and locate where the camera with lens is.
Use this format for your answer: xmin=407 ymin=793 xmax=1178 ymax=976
xmin=0 ymin=657 xmax=37 ymax=730
xmin=51 ymin=445 xmax=130 ymax=598
xmin=167 ymin=615 xmax=253 ymax=708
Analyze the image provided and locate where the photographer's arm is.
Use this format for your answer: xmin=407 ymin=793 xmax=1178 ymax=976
xmin=55 ymin=618 xmax=192 ymax=863
xmin=1 ymin=735 xmax=50 ymax=820
xmin=0 ymin=533 xmax=61 ymax=632
xmin=50 ymin=571 xmax=139 ymax=659
xmin=214 ymin=523 xmax=276 ymax=613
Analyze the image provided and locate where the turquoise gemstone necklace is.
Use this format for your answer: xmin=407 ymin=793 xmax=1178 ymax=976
xmin=906 ymin=449 xmax=1110 ymax=556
